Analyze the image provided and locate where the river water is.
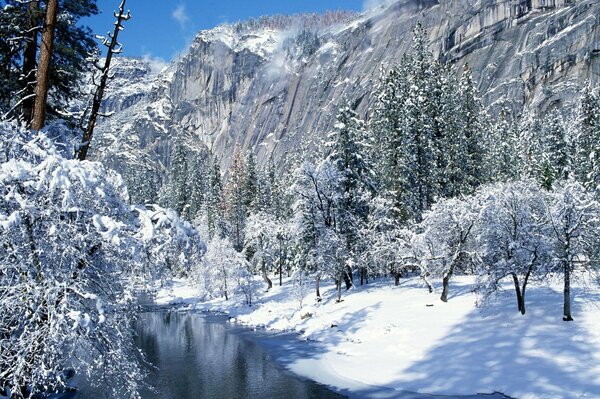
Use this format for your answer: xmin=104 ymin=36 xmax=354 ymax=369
xmin=75 ymin=310 xmax=512 ymax=399
xmin=76 ymin=310 xmax=345 ymax=398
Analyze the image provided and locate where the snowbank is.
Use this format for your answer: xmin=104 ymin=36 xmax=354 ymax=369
xmin=155 ymin=276 xmax=600 ymax=399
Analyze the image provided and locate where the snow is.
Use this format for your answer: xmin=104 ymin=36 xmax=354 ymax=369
xmin=196 ymin=25 xmax=281 ymax=58
xmin=156 ymin=276 xmax=600 ymax=399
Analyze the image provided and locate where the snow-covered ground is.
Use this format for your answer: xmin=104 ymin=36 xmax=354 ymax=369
xmin=155 ymin=276 xmax=600 ymax=399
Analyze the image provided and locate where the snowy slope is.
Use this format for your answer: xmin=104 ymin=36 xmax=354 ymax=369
xmin=156 ymin=276 xmax=600 ymax=399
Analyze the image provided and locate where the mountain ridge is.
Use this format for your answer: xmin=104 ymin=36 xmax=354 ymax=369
xmin=91 ymin=0 xmax=600 ymax=182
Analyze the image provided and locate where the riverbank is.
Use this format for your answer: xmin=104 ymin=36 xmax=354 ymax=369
xmin=154 ymin=275 xmax=600 ymax=399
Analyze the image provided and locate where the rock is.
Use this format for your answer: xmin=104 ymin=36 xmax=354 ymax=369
xmin=301 ymin=312 xmax=313 ymax=320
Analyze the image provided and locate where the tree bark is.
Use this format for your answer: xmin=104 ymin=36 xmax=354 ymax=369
xmin=394 ymin=272 xmax=401 ymax=286
xmin=511 ymin=273 xmax=525 ymax=315
xmin=30 ymin=0 xmax=58 ymax=130
xmin=21 ymin=1 xmax=41 ymax=123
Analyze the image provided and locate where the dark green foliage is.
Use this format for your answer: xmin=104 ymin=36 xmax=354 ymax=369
xmin=0 ymin=0 xmax=98 ymax=120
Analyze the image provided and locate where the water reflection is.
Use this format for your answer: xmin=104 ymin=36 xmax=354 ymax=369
xmin=132 ymin=311 xmax=345 ymax=399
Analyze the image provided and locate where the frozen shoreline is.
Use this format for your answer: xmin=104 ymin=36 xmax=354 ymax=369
xmin=154 ymin=276 xmax=600 ymax=399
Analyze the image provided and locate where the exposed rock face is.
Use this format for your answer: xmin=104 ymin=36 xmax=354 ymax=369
xmin=91 ymin=0 xmax=600 ymax=175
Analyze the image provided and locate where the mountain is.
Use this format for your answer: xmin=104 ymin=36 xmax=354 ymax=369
xmin=90 ymin=0 xmax=600 ymax=183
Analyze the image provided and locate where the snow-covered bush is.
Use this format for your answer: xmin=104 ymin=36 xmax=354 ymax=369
xmin=0 ymin=121 xmax=203 ymax=398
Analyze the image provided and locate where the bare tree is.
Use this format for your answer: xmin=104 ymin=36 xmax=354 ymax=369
xmin=76 ymin=0 xmax=130 ymax=161
xmin=30 ymin=0 xmax=57 ymax=130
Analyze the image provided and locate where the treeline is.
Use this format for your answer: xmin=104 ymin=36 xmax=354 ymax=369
xmin=161 ymin=24 xmax=600 ymax=320
xmin=231 ymin=10 xmax=357 ymax=33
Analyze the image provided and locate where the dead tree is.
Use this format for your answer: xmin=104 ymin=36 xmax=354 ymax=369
xmin=30 ymin=0 xmax=57 ymax=130
xmin=76 ymin=0 xmax=130 ymax=161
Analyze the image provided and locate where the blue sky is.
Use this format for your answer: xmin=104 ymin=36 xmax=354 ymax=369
xmin=84 ymin=1 xmax=368 ymax=62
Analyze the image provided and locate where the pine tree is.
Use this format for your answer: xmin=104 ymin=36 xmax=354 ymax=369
xmin=243 ymin=150 xmax=259 ymax=213
xmin=540 ymin=113 xmax=569 ymax=189
xmin=187 ymin=151 xmax=208 ymax=220
xmin=160 ymin=139 xmax=189 ymax=215
xmin=575 ymin=86 xmax=600 ymax=191
xmin=225 ymin=145 xmax=247 ymax=251
xmin=0 ymin=0 xmax=99 ymax=122
xmin=326 ymin=105 xmax=374 ymax=287
xmin=205 ymin=154 xmax=225 ymax=239
xmin=456 ymin=64 xmax=485 ymax=193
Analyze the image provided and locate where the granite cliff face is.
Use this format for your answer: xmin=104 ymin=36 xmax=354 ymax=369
xmin=91 ymin=0 xmax=600 ymax=175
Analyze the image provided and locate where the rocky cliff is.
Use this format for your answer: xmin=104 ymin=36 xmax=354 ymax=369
xmin=91 ymin=0 xmax=600 ymax=176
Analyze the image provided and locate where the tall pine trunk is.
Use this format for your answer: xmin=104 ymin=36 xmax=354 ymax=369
xmin=31 ymin=0 xmax=58 ymax=130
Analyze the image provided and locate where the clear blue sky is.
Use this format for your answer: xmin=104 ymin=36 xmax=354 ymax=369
xmin=84 ymin=0 xmax=367 ymax=61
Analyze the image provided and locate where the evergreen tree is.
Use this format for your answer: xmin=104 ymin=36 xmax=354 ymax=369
xmin=160 ymin=139 xmax=189 ymax=215
xmin=540 ymin=113 xmax=569 ymax=189
xmin=225 ymin=145 xmax=247 ymax=251
xmin=187 ymin=151 xmax=208 ymax=220
xmin=243 ymin=150 xmax=259 ymax=213
xmin=326 ymin=105 xmax=374 ymax=286
xmin=205 ymin=154 xmax=225 ymax=239
xmin=456 ymin=65 xmax=485 ymax=193
xmin=0 ymin=0 xmax=99 ymax=121
xmin=575 ymin=86 xmax=600 ymax=191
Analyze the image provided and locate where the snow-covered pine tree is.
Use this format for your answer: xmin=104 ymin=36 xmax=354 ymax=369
xmin=160 ymin=139 xmax=189 ymax=216
xmin=575 ymin=86 xmax=600 ymax=192
xmin=326 ymin=105 xmax=374 ymax=287
xmin=243 ymin=150 xmax=259 ymax=212
xmin=204 ymin=154 xmax=225 ymax=239
xmin=187 ymin=150 xmax=209 ymax=220
xmin=455 ymin=64 xmax=486 ymax=194
xmin=488 ymin=108 xmax=521 ymax=182
xmin=540 ymin=113 xmax=570 ymax=189
xmin=225 ymin=145 xmax=247 ymax=251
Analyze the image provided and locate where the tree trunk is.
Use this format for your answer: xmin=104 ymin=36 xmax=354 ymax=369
xmin=336 ymin=275 xmax=342 ymax=302
xmin=77 ymin=0 xmax=130 ymax=160
xmin=261 ymin=260 xmax=272 ymax=291
xmin=343 ymin=265 xmax=353 ymax=290
xmin=30 ymin=0 xmax=58 ymax=130
xmin=563 ymin=261 xmax=573 ymax=321
xmin=278 ymin=240 xmax=283 ymax=286
xmin=512 ymin=273 xmax=525 ymax=315
xmin=360 ymin=267 xmax=364 ymax=285
xmin=394 ymin=272 xmax=401 ymax=286
xmin=315 ymin=276 xmax=321 ymax=300
xmin=440 ymin=257 xmax=456 ymax=302
xmin=21 ymin=1 xmax=41 ymax=123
